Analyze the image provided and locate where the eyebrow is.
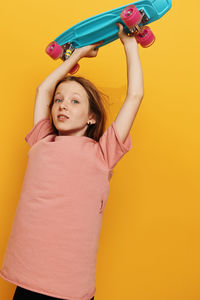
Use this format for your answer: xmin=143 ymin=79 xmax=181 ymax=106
xmin=55 ymin=92 xmax=81 ymax=97
xmin=55 ymin=92 xmax=62 ymax=96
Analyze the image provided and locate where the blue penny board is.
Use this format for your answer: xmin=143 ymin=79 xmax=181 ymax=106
xmin=54 ymin=0 xmax=172 ymax=48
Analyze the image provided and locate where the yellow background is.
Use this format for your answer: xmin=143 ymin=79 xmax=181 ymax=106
xmin=0 ymin=0 xmax=200 ymax=299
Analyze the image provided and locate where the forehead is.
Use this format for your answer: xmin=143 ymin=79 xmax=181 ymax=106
xmin=55 ymin=81 xmax=88 ymax=98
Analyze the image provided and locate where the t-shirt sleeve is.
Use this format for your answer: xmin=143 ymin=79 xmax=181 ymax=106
xmin=25 ymin=117 xmax=54 ymax=147
xmin=98 ymin=120 xmax=133 ymax=170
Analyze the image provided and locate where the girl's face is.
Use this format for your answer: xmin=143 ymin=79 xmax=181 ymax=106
xmin=51 ymin=81 xmax=96 ymax=136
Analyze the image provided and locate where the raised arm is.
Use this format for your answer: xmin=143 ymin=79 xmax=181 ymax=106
xmin=33 ymin=41 xmax=103 ymax=126
xmin=113 ymin=23 xmax=144 ymax=143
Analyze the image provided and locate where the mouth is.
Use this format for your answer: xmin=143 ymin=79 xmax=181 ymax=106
xmin=57 ymin=114 xmax=69 ymax=121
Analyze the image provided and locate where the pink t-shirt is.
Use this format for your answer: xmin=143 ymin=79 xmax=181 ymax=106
xmin=0 ymin=117 xmax=132 ymax=300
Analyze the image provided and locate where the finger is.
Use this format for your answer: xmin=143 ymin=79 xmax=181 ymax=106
xmin=92 ymin=40 xmax=104 ymax=49
xmin=117 ymin=26 xmax=123 ymax=38
xmin=95 ymin=40 xmax=104 ymax=45
xmin=93 ymin=47 xmax=100 ymax=55
xmin=116 ymin=23 xmax=123 ymax=32
xmin=88 ymin=47 xmax=98 ymax=56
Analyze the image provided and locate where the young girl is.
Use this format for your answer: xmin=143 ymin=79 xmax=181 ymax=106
xmin=0 ymin=23 xmax=144 ymax=300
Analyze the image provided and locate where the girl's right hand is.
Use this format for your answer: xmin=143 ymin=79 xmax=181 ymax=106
xmin=116 ymin=23 xmax=138 ymax=50
xmin=74 ymin=41 xmax=104 ymax=59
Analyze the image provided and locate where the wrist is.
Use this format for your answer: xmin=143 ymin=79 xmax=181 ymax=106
xmin=124 ymin=39 xmax=139 ymax=51
xmin=73 ymin=48 xmax=83 ymax=60
xmin=124 ymin=45 xmax=140 ymax=61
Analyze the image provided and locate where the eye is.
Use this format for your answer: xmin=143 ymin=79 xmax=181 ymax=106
xmin=55 ymin=98 xmax=62 ymax=103
xmin=72 ymin=99 xmax=79 ymax=104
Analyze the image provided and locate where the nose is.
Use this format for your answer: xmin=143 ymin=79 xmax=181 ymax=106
xmin=59 ymin=102 xmax=68 ymax=110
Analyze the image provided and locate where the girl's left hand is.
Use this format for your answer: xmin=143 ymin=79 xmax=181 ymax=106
xmin=116 ymin=23 xmax=138 ymax=49
xmin=74 ymin=41 xmax=104 ymax=59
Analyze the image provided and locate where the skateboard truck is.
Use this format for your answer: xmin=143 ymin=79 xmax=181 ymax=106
xmin=127 ymin=9 xmax=149 ymax=36
xmin=139 ymin=9 xmax=150 ymax=24
xmin=45 ymin=41 xmax=80 ymax=74
xmin=121 ymin=5 xmax=155 ymax=46
xmin=61 ymin=42 xmax=76 ymax=61
xmin=61 ymin=43 xmax=80 ymax=74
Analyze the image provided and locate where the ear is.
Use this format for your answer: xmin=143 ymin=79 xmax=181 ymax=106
xmin=88 ymin=113 xmax=96 ymax=125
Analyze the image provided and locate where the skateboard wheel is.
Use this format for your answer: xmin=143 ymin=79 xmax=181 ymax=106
xmin=120 ymin=5 xmax=142 ymax=28
xmin=69 ymin=63 xmax=80 ymax=75
xmin=45 ymin=41 xmax=63 ymax=60
xmin=135 ymin=26 xmax=155 ymax=48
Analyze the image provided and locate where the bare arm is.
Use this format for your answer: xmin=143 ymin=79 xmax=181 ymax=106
xmin=33 ymin=52 xmax=82 ymax=126
xmin=38 ymin=51 xmax=81 ymax=97
xmin=38 ymin=41 xmax=103 ymax=96
xmin=114 ymin=23 xmax=144 ymax=143
xmin=124 ymin=36 xmax=144 ymax=99
xmin=33 ymin=41 xmax=102 ymax=126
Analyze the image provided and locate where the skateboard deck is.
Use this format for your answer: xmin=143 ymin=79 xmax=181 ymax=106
xmin=46 ymin=0 xmax=172 ymax=73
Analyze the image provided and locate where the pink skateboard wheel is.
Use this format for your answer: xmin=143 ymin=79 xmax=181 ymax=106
xmin=135 ymin=26 xmax=155 ymax=48
xmin=69 ymin=63 xmax=80 ymax=75
xmin=120 ymin=5 xmax=142 ymax=28
xmin=45 ymin=41 xmax=63 ymax=60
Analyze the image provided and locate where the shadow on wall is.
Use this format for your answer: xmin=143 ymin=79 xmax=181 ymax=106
xmin=99 ymin=85 xmax=127 ymax=121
